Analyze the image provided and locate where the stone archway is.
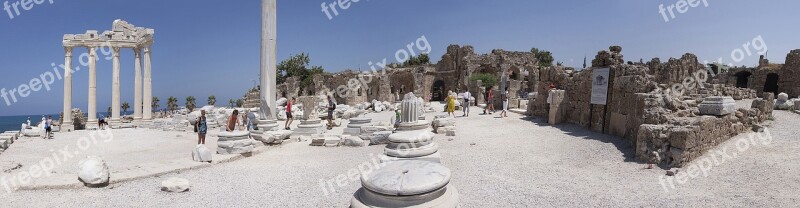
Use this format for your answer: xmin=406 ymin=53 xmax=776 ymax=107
xmin=734 ymin=71 xmax=752 ymax=88
xmin=764 ymin=73 xmax=780 ymax=96
xmin=431 ymin=80 xmax=446 ymax=101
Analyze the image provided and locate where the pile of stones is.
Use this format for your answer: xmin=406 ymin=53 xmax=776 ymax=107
xmin=432 ymin=115 xmax=456 ymax=136
xmin=216 ymin=131 xmax=255 ymax=154
xmin=0 ymin=131 xmax=19 ymax=153
xmin=775 ymin=93 xmax=796 ymax=110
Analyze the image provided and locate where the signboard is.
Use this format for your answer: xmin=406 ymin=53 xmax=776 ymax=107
xmin=591 ymin=68 xmax=610 ymax=105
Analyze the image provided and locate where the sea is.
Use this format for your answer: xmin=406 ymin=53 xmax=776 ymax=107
xmin=0 ymin=111 xmax=133 ymax=132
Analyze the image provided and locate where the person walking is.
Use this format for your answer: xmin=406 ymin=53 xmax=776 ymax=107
xmin=195 ymin=110 xmax=208 ymax=144
xmin=446 ymin=93 xmax=456 ymax=118
xmin=462 ymin=90 xmax=471 ymax=117
xmin=501 ymin=87 xmax=509 ymax=118
xmin=285 ymin=97 xmax=295 ymax=130
xmin=44 ymin=116 xmax=53 ymax=139
xmin=326 ymin=96 xmax=337 ymax=129
xmin=484 ymin=86 xmax=495 ymax=115
xmin=226 ymin=110 xmax=239 ymax=132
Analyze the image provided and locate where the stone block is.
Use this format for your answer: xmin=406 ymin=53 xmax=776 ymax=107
xmin=78 ymin=156 xmax=110 ymax=186
xmin=432 ymin=118 xmax=455 ymax=127
xmin=369 ymin=131 xmax=393 ymax=145
xmin=445 ymin=129 xmax=456 ymax=136
xmin=217 ymin=139 xmax=255 ymax=154
xmin=698 ymin=96 xmax=735 ymax=116
xmin=343 ymin=136 xmax=367 ymax=147
xmin=161 ymin=177 xmax=190 ymax=193
xmin=192 ymin=145 xmax=213 ymax=162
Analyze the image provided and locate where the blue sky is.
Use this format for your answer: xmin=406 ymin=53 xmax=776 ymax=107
xmin=0 ymin=0 xmax=798 ymax=116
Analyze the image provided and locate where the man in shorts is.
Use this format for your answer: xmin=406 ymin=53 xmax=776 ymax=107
xmin=285 ymin=97 xmax=295 ymax=130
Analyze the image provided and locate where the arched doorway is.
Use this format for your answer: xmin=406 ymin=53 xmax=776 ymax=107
xmin=763 ymin=73 xmax=780 ymax=96
xmin=431 ymin=80 xmax=445 ymax=101
xmin=734 ymin=71 xmax=752 ymax=88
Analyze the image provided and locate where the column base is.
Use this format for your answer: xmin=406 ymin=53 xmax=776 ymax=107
xmin=86 ymin=119 xmax=99 ymax=130
xmin=256 ymin=119 xmax=279 ymax=131
xmin=60 ymin=122 xmax=75 ymax=132
xmin=109 ymin=118 xmax=122 ymax=129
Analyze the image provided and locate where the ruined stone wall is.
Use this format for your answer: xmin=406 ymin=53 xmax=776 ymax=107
xmin=779 ymin=49 xmax=800 ymax=97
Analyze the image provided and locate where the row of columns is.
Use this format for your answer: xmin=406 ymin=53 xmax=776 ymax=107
xmin=62 ymin=44 xmax=153 ymax=131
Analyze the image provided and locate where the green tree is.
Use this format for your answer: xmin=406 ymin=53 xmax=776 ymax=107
xmin=236 ymin=99 xmax=244 ymax=108
xmin=121 ymin=102 xmax=130 ymax=115
xmin=167 ymin=96 xmax=179 ymax=113
xmin=151 ymin=96 xmax=160 ymax=112
xmin=208 ymin=95 xmax=216 ymax=105
xmin=186 ymin=96 xmax=196 ymax=112
xmin=470 ymin=73 xmax=499 ymax=88
xmin=402 ymin=54 xmax=430 ymax=67
xmin=229 ymin=99 xmax=236 ymax=108
xmin=530 ymin=48 xmax=554 ymax=67
xmin=277 ymin=53 xmax=325 ymax=92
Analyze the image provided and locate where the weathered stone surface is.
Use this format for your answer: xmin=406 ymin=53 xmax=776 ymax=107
xmin=698 ymin=96 xmax=736 ymax=116
xmin=432 ymin=117 xmax=455 ymax=127
xmin=192 ymin=144 xmax=212 ymax=162
xmin=384 ymin=142 xmax=439 ymax=158
xmin=78 ymin=156 xmax=110 ymax=186
xmin=369 ymin=131 xmax=393 ymax=145
xmin=217 ymin=139 xmax=255 ymax=154
xmin=379 ymin=151 xmax=442 ymax=164
xmin=161 ymin=177 xmax=190 ymax=193
xmin=388 ymin=130 xmax=434 ymax=143
xmin=343 ymin=136 xmax=367 ymax=147
xmin=360 ymin=160 xmax=451 ymax=196
xmin=446 ymin=129 xmax=456 ymax=136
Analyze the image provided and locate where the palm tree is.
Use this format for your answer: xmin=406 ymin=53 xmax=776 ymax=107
xmin=121 ymin=102 xmax=130 ymax=115
xmin=229 ymin=99 xmax=236 ymax=108
xmin=208 ymin=95 xmax=216 ymax=106
xmin=167 ymin=96 xmax=178 ymax=113
xmin=152 ymin=96 xmax=160 ymax=112
xmin=186 ymin=96 xmax=197 ymax=112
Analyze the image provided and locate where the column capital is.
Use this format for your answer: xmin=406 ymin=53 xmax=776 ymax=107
xmin=64 ymin=47 xmax=73 ymax=57
xmin=88 ymin=46 xmax=97 ymax=56
xmin=142 ymin=45 xmax=151 ymax=53
xmin=112 ymin=47 xmax=121 ymax=57
xmin=133 ymin=47 xmax=142 ymax=56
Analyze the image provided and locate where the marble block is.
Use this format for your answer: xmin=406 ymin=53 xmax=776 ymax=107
xmin=379 ymin=151 xmax=441 ymax=164
xmin=361 ymin=160 xmax=450 ymax=196
xmin=369 ymin=131 xmax=393 ymax=145
xmin=161 ymin=177 xmax=191 ymax=193
xmin=192 ymin=145 xmax=212 ymax=162
xmin=388 ymin=130 xmax=434 ymax=143
xmin=217 ymin=139 xmax=255 ymax=154
xmin=384 ymin=142 xmax=439 ymax=158
xmin=698 ymin=96 xmax=736 ymax=116
xmin=343 ymin=136 xmax=367 ymax=147
xmin=295 ymin=119 xmax=326 ymax=136
xmin=396 ymin=120 xmax=432 ymax=131
xmin=432 ymin=118 xmax=455 ymax=127
xmin=78 ymin=156 xmax=110 ymax=186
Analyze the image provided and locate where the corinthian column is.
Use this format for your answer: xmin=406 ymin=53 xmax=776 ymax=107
xmin=111 ymin=47 xmax=121 ymax=124
xmin=87 ymin=46 xmax=97 ymax=127
xmin=133 ymin=48 xmax=143 ymax=121
xmin=62 ymin=47 xmax=74 ymax=132
xmin=143 ymin=44 xmax=153 ymax=120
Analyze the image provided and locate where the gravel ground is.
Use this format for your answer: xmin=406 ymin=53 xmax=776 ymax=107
xmin=1 ymin=103 xmax=799 ymax=207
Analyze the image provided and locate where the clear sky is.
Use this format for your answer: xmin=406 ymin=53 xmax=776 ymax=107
xmin=0 ymin=0 xmax=798 ymax=116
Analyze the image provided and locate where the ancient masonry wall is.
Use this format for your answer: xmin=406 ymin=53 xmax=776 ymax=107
xmin=530 ymin=46 xmax=773 ymax=167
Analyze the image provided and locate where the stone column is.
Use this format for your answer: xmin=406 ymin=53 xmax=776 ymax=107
xmin=87 ymin=46 xmax=98 ymax=128
xmin=61 ymin=47 xmax=74 ymax=132
xmin=133 ymin=48 xmax=143 ymax=121
xmin=143 ymin=44 xmax=153 ymax=120
xmin=256 ymin=0 xmax=279 ymax=131
xmin=111 ymin=47 xmax=121 ymax=124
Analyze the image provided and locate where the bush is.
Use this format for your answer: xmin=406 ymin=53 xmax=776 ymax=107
xmin=470 ymin=73 xmax=498 ymax=88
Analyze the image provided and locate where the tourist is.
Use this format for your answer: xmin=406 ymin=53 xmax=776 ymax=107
xmin=486 ymin=86 xmax=496 ymax=115
xmin=98 ymin=115 xmax=107 ymax=130
xmin=44 ymin=116 xmax=53 ymax=139
xmin=196 ymin=110 xmax=208 ymax=145
xmin=241 ymin=110 xmax=249 ymax=131
xmin=326 ymin=95 xmax=336 ymax=129
xmin=285 ymin=97 xmax=295 ymax=130
xmin=501 ymin=87 xmax=509 ymax=118
xmin=227 ymin=110 xmax=239 ymax=132
xmin=462 ymin=90 xmax=471 ymax=117
xmin=394 ymin=109 xmax=401 ymax=128
xmin=26 ymin=117 xmax=31 ymax=129
xmin=446 ymin=93 xmax=456 ymax=118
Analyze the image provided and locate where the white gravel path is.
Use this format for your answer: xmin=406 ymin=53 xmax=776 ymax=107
xmin=1 ymin=103 xmax=798 ymax=207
